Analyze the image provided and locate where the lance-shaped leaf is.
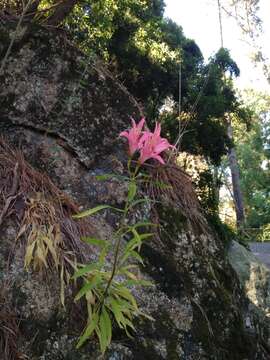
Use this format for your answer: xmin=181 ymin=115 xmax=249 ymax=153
xmin=72 ymin=262 xmax=101 ymax=280
xmin=76 ymin=311 xmax=99 ymax=348
xmin=98 ymin=307 xmax=112 ymax=353
xmin=73 ymin=205 xmax=123 ymax=219
xmin=75 ymin=275 xmax=102 ymax=301
xmin=128 ymin=181 xmax=137 ymax=202
xmin=81 ymin=237 xmax=107 ymax=248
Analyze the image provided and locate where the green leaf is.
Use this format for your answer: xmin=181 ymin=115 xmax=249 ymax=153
xmin=109 ymin=298 xmax=125 ymax=329
xmin=109 ymin=297 xmax=134 ymax=331
xmin=75 ymin=275 xmax=102 ymax=301
xmin=99 ymin=307 xmax=112 ymax=353
xmin=125 ymin=232 xmax=154 ymax=254
xmin=124 ymin=235 xmax=142 ymax=253
xmin=72 ymin=262 xmax=101 ymax=280
xmin=95 ymin=326 xmax=104 ymax=354
xmin=138 ymin=233 xmax=154 ymax=241
xmin=119 ymin=264 xmax=138 ymax=271
xmin=95 ymin=174 xmax=129 ymax=181
xmin=115 ymin=286 xmax=138 ymax=310
xmin=95 ymin=174 xmax=114 ymax=181
xmin=99 ymin=245 xmax=109 ymax=264
xmin=73 ymin=205 xmax=124 ymax=219
xmin=129 ymin=250 xmax=144 ymax=264
xmin=72 ymin=205 xmax=111 ymax=219
xmin=76 ymin=311 xmax=99 ymax=348
xmin=121 ymin=317 xmax=136 ymax=333
xmin=120 ymin=249 xmax=144 ymax=265
xmin=131 ymin=222 xmax=157 ymax=229
xmin=121 ymin=270 xmax=138 ymax=281
xmin=128 ymin=181 xmax=137 ymax=202
xmin=60 ymin=264 xmax=65 ymax=308
xmin=114 ymin=298 xmax=134 ymax=313
xmin=128 ymin=198 xmax=147 ymax=209
xmin=108 ymin=297 xmax=136 ymax=336
xmin=81 ymin=237 xmax=107 ymax=248
xmin=131 ymin=227 xmax=140 ymax=241
xmin=122 ymin=279 xmax=153 ymax=287
xmin=137 ymin=310 xmax=155 ymax=321
xmin=126 ymin=229 xmax=153 ymax=252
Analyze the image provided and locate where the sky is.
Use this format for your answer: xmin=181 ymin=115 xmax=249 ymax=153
xmin=164 ymin=0 xmax=270 ymax=92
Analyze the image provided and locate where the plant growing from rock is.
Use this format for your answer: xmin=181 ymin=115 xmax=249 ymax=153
xmin=72 ymin=118 xmax=174 ymax=353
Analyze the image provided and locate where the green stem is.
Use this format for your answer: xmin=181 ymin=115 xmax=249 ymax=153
xmin=102 ymin=230 xmax=123 ymax=298
xmin=102 ymin=187 xmax=130 ymax=299
xmin=133 ymin=163 xmax=140 ymax=178
xmin=101 ymin=158 xmax=140 ymax=300
xmin=127 ymin=158 xmax=131 ymax=174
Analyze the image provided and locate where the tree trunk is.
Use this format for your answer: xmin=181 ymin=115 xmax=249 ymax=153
xmin=227 ymin=117 xmax=245 ymax=227
xmin=45 ymin=0 xmax=78 ymax=27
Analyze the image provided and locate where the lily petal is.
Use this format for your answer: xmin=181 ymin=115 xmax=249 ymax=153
xmin=152 ymin=154 xmax=165 ymax=164
xmin=120 ymin=131 xmax=129 ymax=138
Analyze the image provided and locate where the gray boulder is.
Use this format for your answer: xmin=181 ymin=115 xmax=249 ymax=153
xmin=228 ymin=240 xmax=270 ymax=347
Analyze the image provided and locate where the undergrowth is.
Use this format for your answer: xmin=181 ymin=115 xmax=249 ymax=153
xmin=0 ymin=138 xmax=90 ymax=307
xmin=144 ymin=154 xmax=208 ymax=235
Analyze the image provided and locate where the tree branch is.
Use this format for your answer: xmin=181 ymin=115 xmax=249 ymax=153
xmin=45 ymin=0 xmax=79 ymax=27
xmin=24 ymin=0 xmax=42 ymax=19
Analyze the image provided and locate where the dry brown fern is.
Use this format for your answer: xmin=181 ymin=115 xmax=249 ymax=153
xmin=0 ymin=285 xmax=26 ymax=360
xmin=0 ymin=138 xmax=92 ymax=305
xmin=143 ymin=154 xmax=209 ymax=235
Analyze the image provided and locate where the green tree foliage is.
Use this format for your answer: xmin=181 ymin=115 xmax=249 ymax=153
xmin=219 ymin=90 xmax=270 ymax=232
xmin=234 ymin=91 xmax=270 ymax=229
xmin=67 ymin=1 xmax=240 ymax=166
xmin=161 ymin=48 xmax=242 ymax=166
xmin=67 ymin=0 xmax=199 ymax=117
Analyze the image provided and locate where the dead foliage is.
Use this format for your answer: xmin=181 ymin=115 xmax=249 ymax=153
xmin=0 ymin=286 xmax=26 ymax=360
xmin=0 ymin=138 xmax=91 ymax=305
xmin=144 ymin=154 xmax=209 ymax=234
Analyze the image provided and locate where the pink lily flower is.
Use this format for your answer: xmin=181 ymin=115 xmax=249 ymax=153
xmin=138 ymin=122 xmax=175 ymax=165
xmin=120 ymin=118 xmax=145 ymax=156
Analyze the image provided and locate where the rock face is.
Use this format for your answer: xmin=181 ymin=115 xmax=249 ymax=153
xmin=0 ymin=19 xmax=270 ymax=359
xmin=228 ymin=241 xmax=270 ymax=346
xmin=0 ymin=20 xmax=143 ymax=168
xmin=228 ymin=241 xmax=270 ymax=315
